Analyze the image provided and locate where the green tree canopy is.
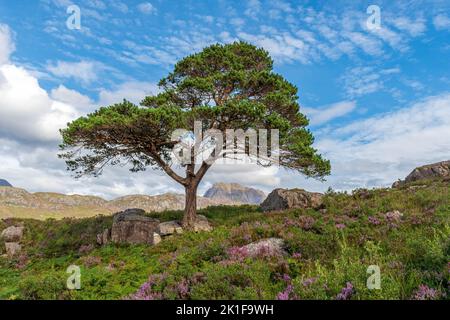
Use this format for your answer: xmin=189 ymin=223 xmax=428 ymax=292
xmin=60 ymin=41 xmax=330 ymax=228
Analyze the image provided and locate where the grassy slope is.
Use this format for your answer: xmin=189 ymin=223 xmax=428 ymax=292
xmin=0 ymin=180 xmax=449 ymax=300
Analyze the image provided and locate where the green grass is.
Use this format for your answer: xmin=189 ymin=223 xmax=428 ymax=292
xmin=1 ymin=180 xmax=449 ymax=300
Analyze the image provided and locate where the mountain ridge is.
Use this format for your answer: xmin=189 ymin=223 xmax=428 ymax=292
xmin=204 ymin=182 xmax=266 ymax=204
xmin=0 ymin=186 xmax=236 ymax=220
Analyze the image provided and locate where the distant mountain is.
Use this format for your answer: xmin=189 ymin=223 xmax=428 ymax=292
xmin=0 ymin=187 xmax=230 ymax=220
xmin=204 ymin=183 xmax=266 ymax=204
xmin=0 ymin=179 xmax=12 ymax=187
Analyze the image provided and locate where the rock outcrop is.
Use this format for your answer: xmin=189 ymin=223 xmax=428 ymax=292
xmin=260 ymin=188 xmax=323 ymax=212
xmin=96 ymin=229 xmax=110 ymax=246
xmin=110 ymin=209 xmax=160 ymax=245
xmin=1 ymin=226 xmax=24 ymax=242
xmin=191 ymin=215 xmax=213 ymax=232
xmin=153 ymin=232 xmax=162 ymax=245
xmin=204 ymin=183 xmax=266 ymax=204
xmin=393 ymin=160 xmax=450 ymax=187
xmin=242 ymin=238 xmax=287 ymax=257
xmin=158 ymin=221 xmax=183 ymax=236
xmin=1 ymin=225 xmax=24 ymax=258
xmin=4 ymin=242 xmax=21 ymax=257
xmin=97 ymin=209 xmax=212 ymax=246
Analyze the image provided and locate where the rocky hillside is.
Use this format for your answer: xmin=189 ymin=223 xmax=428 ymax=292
xmin=204 ymin=183 xmax=266 ymax=204
xmin=0 ymin=179 xmax=12 ymax=187
xmin=0 ymin=187 xmax=228 ymax=220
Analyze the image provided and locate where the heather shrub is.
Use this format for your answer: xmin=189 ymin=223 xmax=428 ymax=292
xmin=18 ymin=272 xmax=69 ymax=300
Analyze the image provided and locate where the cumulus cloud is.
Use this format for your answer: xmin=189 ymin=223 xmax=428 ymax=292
xmin=0 ymin=64 xmax=78 ymax=143
xmin=0 ymin=64 xmax=171 ymax=197
xmin=50 ymin=85 xmax=93 ymax=111
xmin=0 ymin=24 xmax=172 ymax=198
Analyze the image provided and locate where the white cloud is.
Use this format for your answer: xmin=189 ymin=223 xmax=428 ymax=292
xmin=271 ymin=0 xmax=293 ymax=13
xmin=433 ymin=14 xmax=450 ymax=30
xmin=303 ymin=101 xmax=356 ymax=126
xmin=390 ymin=17 xmax=426 ymax=36
xmin=341 ymin=66 xmax=401 ymax=98
xmin=98 ymin=81 xmax=159 ymax=106
xmin=137 ymin=2 xmax=156 ymax=15
xmin=87 ymin=0 xmax=106 ymax=10
xmin=50 ymin=85 xmax=94 ymax=111
xmin=343 ymin=31 xmax=384 ymax=56
xmin=245 ymin=0 xmax=261 ymax=19
xmin=46 ymin=60 xmax=101 ymax=84
xmin=237 ymin=32 xmax=313 ymax=64
xmin=230 ymin=18 xmax=245 ymax=28
xmin=0 ymin=64 xmax=79 ymax=143
xmin=111 ymin=1 xmax=128 ymax=13
xmin=0 ymin=24 xmax=15 ymax=65
xmin=309 ymin=93 xmax=450 ymax=190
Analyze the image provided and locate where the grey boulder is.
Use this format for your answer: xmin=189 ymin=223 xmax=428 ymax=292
xmin=5 ymin=242 xmax=21 ymax=257
xmin=192 ymin=215 xmax=213 ymax=232
xmin=110 ymin=208 xmax=160 ymax=245
xmin=158 ymin=221 xmax=183 ymax=236
xmin=242 ymin=238 xmax=287 ymax=257
xmin=1 ymin=226 xmax=24 ymax=242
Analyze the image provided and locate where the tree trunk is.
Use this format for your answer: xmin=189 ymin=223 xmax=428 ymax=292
xmin=182 ymin=183 xmax=198 ymax=229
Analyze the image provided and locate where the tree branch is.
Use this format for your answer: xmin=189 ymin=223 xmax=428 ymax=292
xmin=147 ymin=147 xmax=188 ymax=186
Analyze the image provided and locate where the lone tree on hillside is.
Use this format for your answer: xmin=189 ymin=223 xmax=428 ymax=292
xmin=59 ymin=42 xmax=330 ymax=229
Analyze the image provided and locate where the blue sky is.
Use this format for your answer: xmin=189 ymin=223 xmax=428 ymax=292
xmin=0 ymin=0 xmax=449 ymax=198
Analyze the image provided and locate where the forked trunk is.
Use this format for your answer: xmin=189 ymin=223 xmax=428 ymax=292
xmin=182 ymin=183 xmax=198 ymax=229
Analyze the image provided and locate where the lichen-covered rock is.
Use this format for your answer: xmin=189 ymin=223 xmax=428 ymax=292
xmin=260 ymin=188 xmax=323 ymax=212
xmin=158 ymin=221 xmax=183 ymax=236
xmin=97 ymin=228 xmax=110 ymax=245
xmin=153 ymin=232 xmax=162 ymax=245
xmin=110 ymin=209 xmax=160 ymax=245
xmin=5 ymin=242 xmax=21 ymax=257
xmin=242 ymin=238 xmax=287 ymax=258
xmin=1 ymin=226 xmax=24 ymax=242
xmin=192 ymin=215 xmax=213 ymax=232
